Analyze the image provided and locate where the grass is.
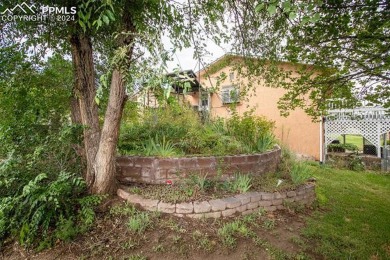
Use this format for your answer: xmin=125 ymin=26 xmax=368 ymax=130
xmin=304 ymin=165 xmax=390 ymax=259
xmin=6 ymin=164 xmax=390 ymax=259
xmin=338 ymin=134 xmax=364 ymax=151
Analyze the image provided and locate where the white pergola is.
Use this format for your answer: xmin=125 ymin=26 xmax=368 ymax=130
xmin=324 ymin=106 xmax=390 ymax=160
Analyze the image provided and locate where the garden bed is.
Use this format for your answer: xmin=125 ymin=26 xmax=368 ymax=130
xmin=121 ymin=172 xmax=301 ymax=204
xmin=116 ymin=147 xmax=281 ymax=184
xmin=117 ymin=181 xmax=316 ymax=219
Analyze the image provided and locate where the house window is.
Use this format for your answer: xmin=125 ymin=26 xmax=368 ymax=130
xmin=221 ymin=86 xmax=240 ymax=104
xmin=199 ymin=91 xmax=209 ymax=111
xmin=229 ymin=72 xmax=234 ymax=81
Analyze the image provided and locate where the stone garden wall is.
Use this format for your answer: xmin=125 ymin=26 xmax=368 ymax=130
xmin=117 ymin=183 xmax=316 ymax=218
xmin=116 ymin=147 xmax=281 ymax=184
xmin=327 ymin=153 xmax=381 ymax=171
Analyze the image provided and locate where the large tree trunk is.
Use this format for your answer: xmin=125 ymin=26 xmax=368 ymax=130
xmin=70 ymin=33 xmax=100 ymax=189
xmin=69 ymin=0 xmax=136 ymax=194
xmin=91 ymin=0 xmax=135 ymax=194
xmin=91 ymin=70 xmax=127 ymax=194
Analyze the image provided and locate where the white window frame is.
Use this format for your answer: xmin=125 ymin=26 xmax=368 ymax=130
xmin=199 ymin=91 xmax=210 ymax=111
xmin=221 ymin=85 xmax=240 ymax=104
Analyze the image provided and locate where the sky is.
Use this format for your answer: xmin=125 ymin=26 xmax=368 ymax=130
xmin=164 ymin=38 xmax=229 ymax=73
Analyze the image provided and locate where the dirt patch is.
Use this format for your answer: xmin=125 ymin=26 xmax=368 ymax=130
xmin=2 ymin=200 xmax=316 ymax=260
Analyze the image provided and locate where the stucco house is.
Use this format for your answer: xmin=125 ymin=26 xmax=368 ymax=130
xmin=184 ymin=54 xmax=323 ymax=161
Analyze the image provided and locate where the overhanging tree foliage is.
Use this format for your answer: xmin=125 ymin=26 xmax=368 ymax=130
xmin=251 ymin=0 xmax=389 ymax=118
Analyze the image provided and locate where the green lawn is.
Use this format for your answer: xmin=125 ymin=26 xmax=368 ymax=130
xmin=303 ymin=165 xmax=390 ymax=259
xmin=338 ymin=134 xmax=364 ymax=151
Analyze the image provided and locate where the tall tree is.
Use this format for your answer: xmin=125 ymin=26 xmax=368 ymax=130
xmin=249 ymin=0 xmax=390 ymax=118
xmin=0 ymin=0 xmax=230 ymax=194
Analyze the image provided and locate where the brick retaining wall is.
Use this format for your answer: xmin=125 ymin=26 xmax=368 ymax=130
xmin=117 ymin=182 xmax=316 ymax=218
xmin=116 ymin=147 xmax=281 ymax=184
xmin=327 ymin=153 xmax=381 ymax=171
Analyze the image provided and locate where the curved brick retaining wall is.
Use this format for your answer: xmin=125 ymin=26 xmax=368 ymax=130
xmin=116 ymin=147 xmax=281 ymax=184
xmin=117 ymin=182 xmax=315 ymax=218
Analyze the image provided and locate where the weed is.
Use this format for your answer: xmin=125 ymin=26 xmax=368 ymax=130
xmin=121 ymin=238 xmax=140 ymax=250
xmin=283 ymin=200 xmax=305 ymax=213
xmin=127 ymin=212 xmax=151 ymax=234
xmin=172 ymin=234 xmax=181 ymax=244
xmin=237 ymin=224 xmax=252 ymax=238
xmin=164 ymin=218 xmax=186 ymax=233
xmin=189 ymin=173 xmax=210 ymax=191
xmin=252 ymin=235 xmax=267 ymax=247
xmin=217 ymin=220 xmax=251 ymax=248
xmin=242 ymin=213 xmax=256 ymax=224
xmin=110 ymin=203 xmax=136 ymax=216
xmin=263 ymin=219 xmax=276 ymax=230
xmin=55 ymin=216 xmax=78 ymax=241
xmin=290 ymin=236 xmax=306 ymax=248
xmin=218 ymin=222 xmax=238 ymax=248
xmin=349 ymin=155 xmax=365 ymax=171
xmin=192 ymin=230 xmax=213 ymax=251
xmin=199 ymin=237 xmax=213 ymax=252
xmin=128 ymin=187 xmax=141 ymax=194
xmin=128 ymin=254 xmax=147 ymax=260
xmin=152 ymin=244 xmax=165 ymax=252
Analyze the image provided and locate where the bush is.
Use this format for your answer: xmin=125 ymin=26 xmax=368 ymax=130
xmin=226 ymin=111 xmax=275 ymax=151
xmin=327 ymin=143 xmax=359 ymax=153
xmin=0 ymin=171 xmax=102 ymax=247
xmin=348 ymin=155 xmax=365 ymax=171
xmin=0 ymin=53 xmax=100 ymax=249
xmin=119 ymin=106 xmax=276 ymax=156
xmin=276 ymin=146 xmax=313 ymax=184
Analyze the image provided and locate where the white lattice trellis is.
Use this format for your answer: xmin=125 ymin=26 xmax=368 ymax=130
xmin=325 ymin=106 xmax=390 ymax=158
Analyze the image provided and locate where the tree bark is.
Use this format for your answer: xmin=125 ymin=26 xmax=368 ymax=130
xmin=91 ymin=70 xmax=127 ymax=194
xmin=70 ymin=96 xmax=82 ymax=125
xmin=69 ymin=95 xmax=86 ymax=171
xmin=91 ymin=0 xmax=135 ymax=194
xmin=69 ymin=33 xmax=100 ymax=189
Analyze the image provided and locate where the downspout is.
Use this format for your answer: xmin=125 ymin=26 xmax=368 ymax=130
xmin=320 ymin=117 xmax=323 ymax=163
xmin=321 ymin=116 xmax=326 ymax=163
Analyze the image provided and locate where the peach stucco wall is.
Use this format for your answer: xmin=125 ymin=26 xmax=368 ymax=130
xmin=193 ymin=62 xmax=321 ymax=160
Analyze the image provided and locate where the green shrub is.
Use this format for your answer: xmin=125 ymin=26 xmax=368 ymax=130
xmin=277 ymin=146 xmax=296 ymax=179
xmin=327 ymin=143 xmax=359 ymax=153
xmin=0 ymin=54 xmax=100 ymax=249
xmin=0 ymin=123 xmax=100 ymax=248
xmin=348 ymin=155 xmax=365 ymax=171
xmin=226 ymin=111 xmax=275 ymax=150
xmin=119 ymin=107 xmax=275 ymax=156
xmin=0 ymin=171 xmax=102 ymax=247
xmin=290 ymin=162 xmax=312 ymax=185
xmin=119 ymin=106 xmax=203 ymax=154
